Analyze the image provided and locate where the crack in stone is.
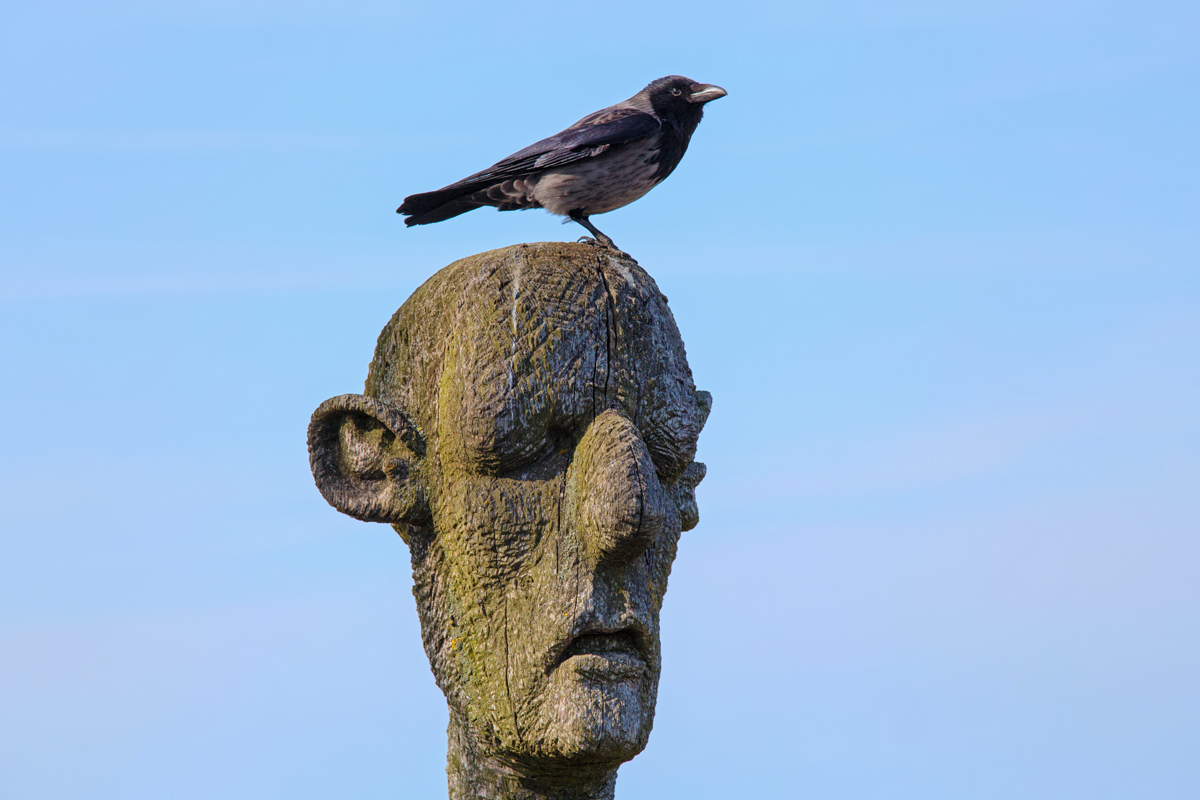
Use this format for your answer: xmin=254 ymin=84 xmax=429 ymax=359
xmin=594 ymin=257 xmax=616 ymax=416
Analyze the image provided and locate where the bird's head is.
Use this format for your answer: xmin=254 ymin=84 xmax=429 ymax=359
xmin=645 ymin=75 xmax=727 ymax=125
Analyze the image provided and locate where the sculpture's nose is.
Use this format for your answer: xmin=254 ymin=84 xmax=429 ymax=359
xmin=566 ymin=409 xmax=669 ymax=566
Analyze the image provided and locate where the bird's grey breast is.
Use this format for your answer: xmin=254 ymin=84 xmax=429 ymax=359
xmin=531 ymin=139 xmax=664 ymax=217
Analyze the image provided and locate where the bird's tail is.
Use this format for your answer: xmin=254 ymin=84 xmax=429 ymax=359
xmin=399 ymin=174 xmax=542 ymax=225
xmin=396 ymin=183 xmax=494 ymax=226
xmin=397 ymin=188 xmax=490 ymax=226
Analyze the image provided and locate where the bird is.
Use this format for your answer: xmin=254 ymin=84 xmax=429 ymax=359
xmin=396 ymin=76 xmax=727 ymax=252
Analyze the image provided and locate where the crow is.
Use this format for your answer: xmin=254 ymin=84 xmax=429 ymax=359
xmin=397 ymin=76 xmax=726 ymax=251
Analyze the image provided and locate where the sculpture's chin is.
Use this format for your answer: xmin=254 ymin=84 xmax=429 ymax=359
xmin=520 ymin=662 xmax=657 ymax=764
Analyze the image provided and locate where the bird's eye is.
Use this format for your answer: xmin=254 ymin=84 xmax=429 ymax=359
xmin=670 ymin=87 xmax=682 ymax=96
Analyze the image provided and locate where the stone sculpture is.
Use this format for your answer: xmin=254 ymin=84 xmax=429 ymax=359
xmin=308 ymin=242 xmax=710 ymax=799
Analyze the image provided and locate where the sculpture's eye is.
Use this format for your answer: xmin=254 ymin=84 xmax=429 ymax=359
xmin=670 ymin=87 xmax=682 ymax=97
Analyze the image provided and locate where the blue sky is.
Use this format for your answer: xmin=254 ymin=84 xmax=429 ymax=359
xmin=2 ymin=1 xmax=1197 ymax=798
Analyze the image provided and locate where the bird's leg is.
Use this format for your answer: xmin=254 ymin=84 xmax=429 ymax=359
xmin=568 ymin=212 xmax=620 ymax=252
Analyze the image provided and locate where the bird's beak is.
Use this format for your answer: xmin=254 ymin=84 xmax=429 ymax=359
xmin=688 ymin=84 xmax=728 ymax=104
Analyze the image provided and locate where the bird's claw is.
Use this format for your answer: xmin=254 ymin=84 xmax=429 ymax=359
xmin=575 ymin=236 xmax=632 ymax=260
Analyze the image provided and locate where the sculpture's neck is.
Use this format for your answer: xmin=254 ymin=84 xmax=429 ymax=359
xmin=446 ymin=713 xmax=619 ymax=800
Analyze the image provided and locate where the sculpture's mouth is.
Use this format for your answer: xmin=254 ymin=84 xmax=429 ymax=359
xmin=555 ymin=628 xmax=647 ymax=681
xmin=562 ymin=629 xmax=642 ymax=660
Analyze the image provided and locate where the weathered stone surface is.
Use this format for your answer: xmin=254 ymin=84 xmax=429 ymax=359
xmin=308 ymin=242 xmax=710 ymax=799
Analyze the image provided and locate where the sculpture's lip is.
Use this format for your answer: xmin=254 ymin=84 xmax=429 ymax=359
xmin=560 ymin=650 xmax=646 ymax=681
xmin=553 ymin=620 xmax=650 ymax=674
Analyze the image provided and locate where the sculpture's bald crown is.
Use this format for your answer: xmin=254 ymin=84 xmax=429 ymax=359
xmin=365 ymin=242 xmax=705 ymax=480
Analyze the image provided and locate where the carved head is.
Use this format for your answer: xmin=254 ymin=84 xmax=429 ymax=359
xmin=308 ymin=243 xmax=709 ymax=781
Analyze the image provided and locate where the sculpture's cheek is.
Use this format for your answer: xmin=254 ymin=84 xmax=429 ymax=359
xmin=433 ymin=475 xmax=561 ymax=581
xmin=418 ymin=474 xmax=571 ymax=746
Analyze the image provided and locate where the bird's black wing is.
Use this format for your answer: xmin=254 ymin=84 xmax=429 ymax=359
xmin=398 ymin=108 xmax=660 ymax=218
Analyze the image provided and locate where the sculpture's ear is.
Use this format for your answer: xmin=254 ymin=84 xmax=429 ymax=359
xmin=307 ymin=394 xmax=429 ymax=525
xmin=695 ymin=390 xmax=713 ymax=431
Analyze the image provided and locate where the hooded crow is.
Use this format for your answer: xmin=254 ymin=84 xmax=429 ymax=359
xmin=397 ymin=76 xmax=726 ymax=251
